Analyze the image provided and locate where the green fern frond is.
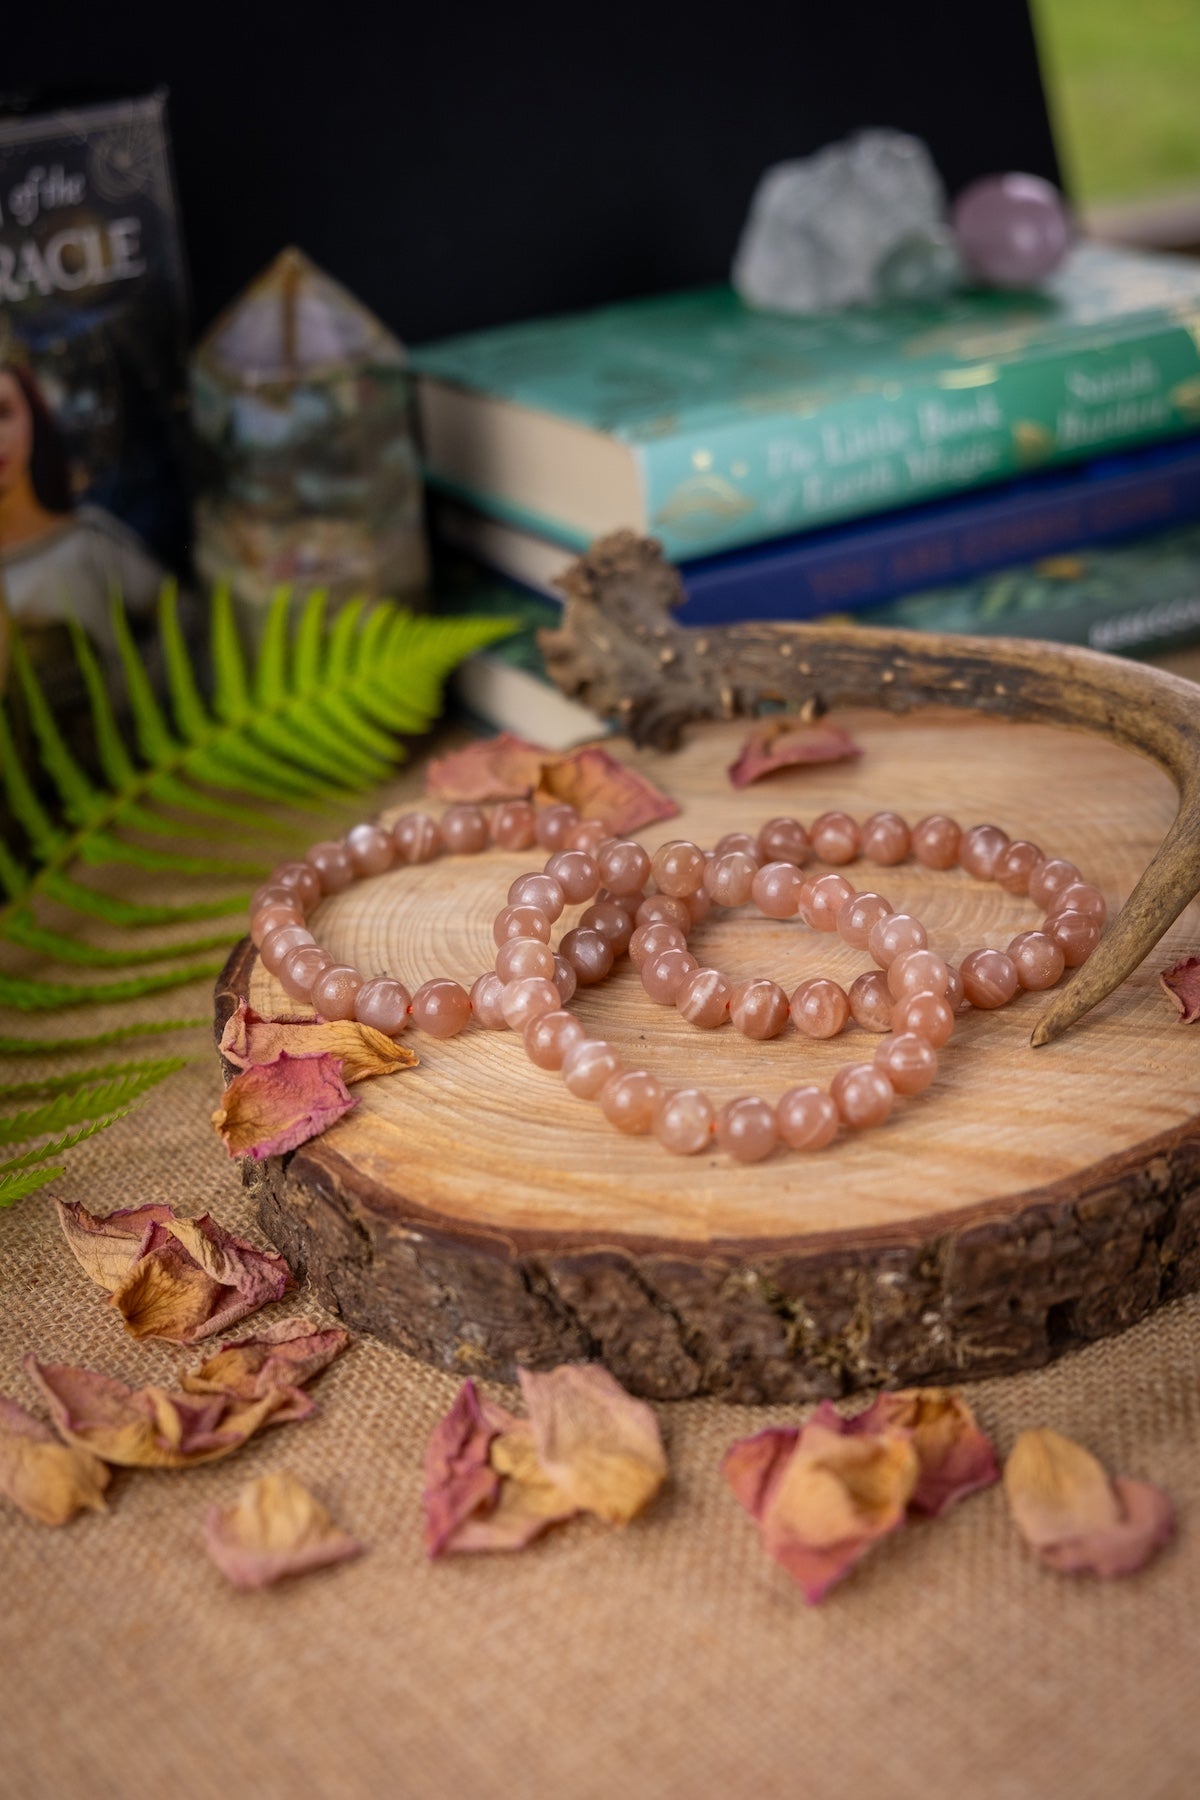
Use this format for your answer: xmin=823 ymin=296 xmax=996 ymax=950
xmin=0 ymin=1055 xmax=191 ymax=1103
xmin=0 ymin=1109 xmax=134 ymax=1176
xmin=0 ymin=1166 xmax=63 ymax=1206
xmin=0 ymin=960 xmax=226 ymax=1012
xmin=0 ymin=1017 xmax=208 ymax=1055
xmin=0 ymin=1059 xmax=186 ymax=1147
xmin=4 ymin=914 xmax=241 ymax=967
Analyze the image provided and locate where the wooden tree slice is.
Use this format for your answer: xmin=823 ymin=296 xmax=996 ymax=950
xmin=218 ymin=710 xmax=1200 ymax=1402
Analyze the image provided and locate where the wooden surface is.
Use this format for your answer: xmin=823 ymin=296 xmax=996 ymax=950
xmin=222 ymin=706 xmax=1200 ymax=1400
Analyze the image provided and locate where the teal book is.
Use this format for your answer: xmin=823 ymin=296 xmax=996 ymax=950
xmin=412 ymin=245 xmax=1200 ymax=561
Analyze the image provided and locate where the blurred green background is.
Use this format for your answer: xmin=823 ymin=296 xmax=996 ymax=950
xmin=1032 ymin=0 xmax=1200 ymax=204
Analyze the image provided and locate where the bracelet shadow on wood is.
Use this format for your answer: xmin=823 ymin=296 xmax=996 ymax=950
xmin=538 ymin=531 xmax=1200 ymax=1046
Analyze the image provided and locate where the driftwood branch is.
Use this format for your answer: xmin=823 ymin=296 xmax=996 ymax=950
xmin=539 ymin=530 xmax=1200 ymax=1047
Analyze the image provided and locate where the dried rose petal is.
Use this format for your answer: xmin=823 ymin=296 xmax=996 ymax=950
xmin=1160 ymin=955 xmax=1200 ymax=1024
xmin=424 ymin=732 xmax=548 ymax=802
xmin=723 ymin=1412 xmax=918 ymax=1603
xmin=102 ymin=1212 xmax=292 ymax=1346
xmin=728 ymin=718 xmax=862 ymax=788
xmin=850 ymin=1389 xmax=999 ymax=1517
xmin=219 ymin=1002 xmax=418 ymax=1082
xmin=1004 ymin=1428 xmax=1175 ymax=1578
xmin=25 ymin=1357 xmax=290 ymax=1469
xmin=203 ymin=1472 xmax=364 ymax=1589
xmin=536 ymin=746 xmax=678 ymax=833
xmin=0 ymin=1394 xmax=110 ymax=1526
xmin=422 ymin=1379 xmax=517 ymax=1557
xmin=519 ymin=1364 xmax=667 ymax=1525
xmin=55 ymin=1199 xmax=175 ymax=1293
xmin=212 ymin=1050 xmax=356 ymax=1160
xmin=446 ymin=1422 xmax=579 ymax=1553
xmin=182 ymin=1317 xmax=350 ymax=1422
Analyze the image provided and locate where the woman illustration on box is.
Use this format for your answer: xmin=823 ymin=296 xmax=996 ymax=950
xmin=0 ymin=351 xmax=166 ymax=651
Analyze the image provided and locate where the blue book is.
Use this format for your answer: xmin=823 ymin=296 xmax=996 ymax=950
xmin=433 ymin=433 xmax=1200 ymax=625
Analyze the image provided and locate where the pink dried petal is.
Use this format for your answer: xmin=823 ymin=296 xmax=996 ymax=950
xmin=1036 ymin=1477 xmax=1175 ymax=1577
xmin=728 ymin=718 xmax=862 ymax=788
xmin=55 ymin=1199 xmax=176 ymax=1292
xmin=536 ymin=746 xmax=678 ymax=832
xmin=203 ymin=1472 xmax=364 ymax=1589
xmin=1004 ymin=1428 xmax=1175 ymax=1579
xmin=218 ymin=1003 xmax=416 ymax=1081
xmin=0 ymin=1393 xmax=111 ymax=1525
xmin=850 ymin=1389 xmax=999 ymax=1517
xmin=211 ymin=1050 xmax=356 ymax=1160
xmin=24 ymin=1357 xmax=288 ymax=1468
xmin=422 ymin=1379 xmax=517 ymax=1557
xmin=105 ymin=1213 xmax=293 ymax=1346
xmin=518 ymin=1363 xmax=667 ymax=1524
xmin=182 ymin=1317 xmax=349 ymax=1422
xmin=425 ymin=733 xmax=547 ymax=802
xmin=1160 ymin=955 xmax=1200 ymax=1024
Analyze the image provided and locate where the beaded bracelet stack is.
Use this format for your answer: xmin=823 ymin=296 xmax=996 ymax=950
xmin=248 ymin=800 xmax=1106 ymax=1163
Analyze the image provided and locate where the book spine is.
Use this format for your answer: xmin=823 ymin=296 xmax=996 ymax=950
xmin=676 ymin=442 xmax=1200 ymax=624
xmin=636 ymin=318 xmax=1200 ymax=560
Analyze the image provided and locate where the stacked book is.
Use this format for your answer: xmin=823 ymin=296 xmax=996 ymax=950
xmin=411 ymin=243 xmax=1200 ymax=740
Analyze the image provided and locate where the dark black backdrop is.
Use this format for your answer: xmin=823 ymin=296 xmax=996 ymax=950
xmin=4 ymin=3 xmax=1059 ymax=344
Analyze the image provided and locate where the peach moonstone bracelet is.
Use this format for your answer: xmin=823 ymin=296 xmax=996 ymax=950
xmin=248 ymin=801 xmax=1104 ymax=1163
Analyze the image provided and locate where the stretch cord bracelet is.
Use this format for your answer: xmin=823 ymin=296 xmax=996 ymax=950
xmin=248 ymin=801 xmax=1106 ymax=1164
xmin=494 ymin=818 xmax=1104 ymax=1162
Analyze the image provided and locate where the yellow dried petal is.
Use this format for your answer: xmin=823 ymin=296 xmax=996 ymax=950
xmin=519 ymin=1363 xmax=667 ymax=1525
xmin=204 ymin=1472 xmax=363 ymax=1589
xmin=1004 ymin=1429 xmax=1121 ymax=1548
xmin=0 ymin=1397 xmax=110 ymax=1526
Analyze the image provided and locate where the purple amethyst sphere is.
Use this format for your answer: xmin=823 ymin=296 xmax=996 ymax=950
xmin=952 ymin=173 xmax=1071 ymax=288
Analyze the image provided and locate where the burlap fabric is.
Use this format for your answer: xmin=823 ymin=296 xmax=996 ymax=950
xmin=5 ymin=649 xmax=1200 ymax=1800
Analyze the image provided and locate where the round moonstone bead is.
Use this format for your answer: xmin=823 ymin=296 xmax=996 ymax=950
xmin=892 ymin=989 xmax=955 ymax=1047
xmin=1028 ymin=858 xmax=1082 ymax=910
xmin=469 ymin=971 xmax=509 ymax=1029
xmin=635 ymin=893 xmax=692 ymax=933
xmin=809 ymin=810 xmax=860 ymax=865
xmin=874 ymin=1032 xmax=938 ymax=1096
xmin=960 ymin=948 xmax=1019 ymax=1009
xmin=836 ymin=891 xmax=892 ymax=950
xmin=676 ymin=967 xmax=733 ymax=1028
xmin=716 ymin=1096 xmax=778 ymax=1163
xmin=345 ymin=823 xmax=395 ymax=877
xmin=685 ymin=887 xmax=711 ymax=927
xmin=642 ymin=947 xmax=698 ymax=1004
xmin=868 ymin=911 xmax=928 ymax=968
xmin=801 ymin=872 xmax=856 ymax=931
xmin=251 ymin=902 xmax=304 ymax=948
xmin=789 ymin=978 xmax=850 ymax=1039
xmin=651 ymin=840 xmax=707 ymax=897
xmin=713 ymin=832 xmax=761 ymax=861
xmin=1055 ymin=882 xmax=1107 ymax=924
xmin=911 ymin=815 xmax=961 ymax=870
xmin=507 ymin=873 xmax=565 ymax=921
xmin=493 ymin=903 xmax=552 ymax=947
xmin=544 ymin=850 xmax=600 ymax=904
xmin=268 ymin=860 xmax=323 ymax=910
xmin=860 ymin=811 xmax=910 ymax=866
xmin=1045 ymin=909 xmax=1102 ymax=968
xmin=776 ymin=1086 xmax=839 ymax=1151
xmin=751 ymin=861 xmax=805 ymax=919
xmin=946 ymin=966 xmax=967 ymax=1012
xmin=953 ymin=172 xmax=1070 ymax=288
xmin=306 ymin=840 xmax=354 ymax=894
xmin=757 ymin=816 xmax=809 ymax=866
xmin=704 ymin=851 xmax=758 ymax=908
xmin=628 ymin=921 xmax=688 ymax=969
xmin=579 ymin=900 xmax=636 ymax=955
xmin=552 ymin=954 xmax=578 ymax=1005
xmin=599 ymin=1070 xmax=664 ymax=1134
xmin=994 ymin=840 xmax=1043 ymax=896
xmin=411 ymin=977 xmax=472 ymax=1037
xmin=251 ymin=880 xmax=305 ymax=916
xmin=392 ymin=813 xmax=442 ymax=864
xmin=499 ymin=976 xmax=560 ymax=1030
xmin=848 ymin=970 xmax=894 ymax=1033
xmin=495 ymin=937 xmax=555 ymax=983
xmin=490 ymin=799 xmax=538 ymax=850
xmin=959 ymin=824 xmax=1010 ymax=881
xmin=440 ymin=804 xmax=489 ymax=855
xmin=729 ymin=978 xmax=790 ymax=1040
xmin=279 ymin=944 xmax=334 ymax=1002
xmin=559 ymin=927 xmax=615 ymax=986
xmin=354 ymin=977 xmax=411 ymax=1035
xmin=524 ymin=1010 xmax=585 ymax=1070
xmin=569 ymin=820 xmax=609 ymax=855
xmin=260 ymin=924 xmax=315 ymax=974
xmin=887 ymin=948 xmax=950 ymax=1001
xmin=561 ymin=1037 xmax=622 ymax=1098
xmin=597 ymin=839 xmax=651 ymax=896
xmin=1007 ymin=930 xmax=1065 ymax=991
xmin=653 ymin=1087 xmax=715 ymax=1156
xmin=310 ymin=963 xmax=365 ymax=1021
xmin=831 ymin=1064 xmax=895 ymax=1128
xmin=534 ymin=804 xmax=579 ymax=851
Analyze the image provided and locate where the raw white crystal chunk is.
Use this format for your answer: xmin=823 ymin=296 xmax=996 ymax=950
xmin=732 ymin=129 xmax=948 ymax=314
